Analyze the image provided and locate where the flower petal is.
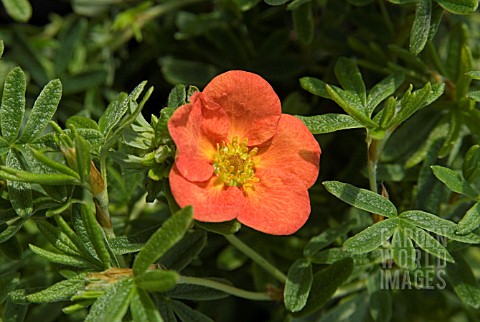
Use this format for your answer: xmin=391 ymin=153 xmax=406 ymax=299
xmin=168 ymin=92 xmax=229 ymax=182
xmin=203 ymin=70 xmax=281 ymax=146
xmin=238 ymin=170 xmax=311 ymax=235
xmin=169 ymin=166 xmax=244 ymax=222
xmin=256 ymin=114 xmax=321 ymax=189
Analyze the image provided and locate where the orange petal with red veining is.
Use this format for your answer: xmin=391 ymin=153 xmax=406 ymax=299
xmin=203 ymin=70 xmax=281 ymax=146
xmin=238 ymin=169 xmax=311 ymax=235
xmin=169 ymin=166 xmax=244 ymax=222
xmin=256 ymin=114 xmax=321 ymax=189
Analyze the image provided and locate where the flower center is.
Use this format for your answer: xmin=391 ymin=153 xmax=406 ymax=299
xmin=213 ymin=137 xmax=259 ymax=188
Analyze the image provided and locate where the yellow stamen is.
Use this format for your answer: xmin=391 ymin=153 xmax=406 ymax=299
xmin=213 ymin=137 xmax=258 ymax=188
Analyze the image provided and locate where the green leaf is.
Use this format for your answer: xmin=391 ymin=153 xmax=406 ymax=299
xmin=334 ymin=57 xmax=366 ymax=106
xmin=292 ymin=2 xmax=314 ymax=45
xmin=160 ymin=57 xmax=218 ymax=87
xmin=326 ymin=85 xmax=378 ymax=128
xmin=29 ymin=244 xmax=91 ymax=268
xmin=5 ymin=150 xmax=32 ymax=218
xmin=367 ymin=73 xmax=405 ymax=115
xmin=400 ymin=219 xmax=454 ymax=263
xmin=409 ymin=0 xmax=431 ymax=55
xmin=400 ymin=210 xmax=480 ymax=244
xmin=323 ymin=181 xmax=397 ymax=217
xmin=304 ymin=223 xmax=352 ymax=257
xmin=165 ymin=278 xmax=231 ymax=301
xmin=135 ymin=270 xmax=179 ymax=293
xmin=391 ymin=228 xmax=416 ymax=269
xmin=98 ymin=92 xmax=129 ymax=137
xmin=0 ymin=218 xmax=25 ymax=243
xmin=54 ymin=18 xmax=87 ymax=76
xmin=75 ymin=204 xmax=111 ymax=269
xmin=26 ymin=146 xmax=80 ymax=179
xmin=26 ymin=274 xmax=87 ymax=303
xmin=0 ymin=40 xmax=3 ymax=59
xmin=298 ymin=258 xmax=354 ymax=317
xmin=463 ymin=145 xmax=480 ymax=191
xmin=0 ymin=235 xmax=22 ymax=260
xmin=264 ymin=0 xmax=290 ymax=4
xmin=284 ymin=259 xmax=313 ymax=312
xmin=159 ymin=230 xmax=207 ymax=272
xmin=0 ymin=166 xmax=80 ymax=185
xmin=436 ymin=0 xmax=478 ymax=14
xmin=344 ymin=219 xmax=398 ymax=254
xmin=1 ymin=67 xmax=26 ymax=143
xmin=467 ymin=90 xmax=480 ymax=102
xmin=133 ymin=206 xmax=193 ymax=275
xmin=75 ymin=134 xmax=92 ymax=184
xmin=195 ymin=219 xmax=241 ymax=235
xmin=167 ymin=84 xmax=187 ymax=109
xmin=457 ymin=202 xmax=480 ymax=235
xmin=66 ymin=116 xmax=100 ymax=131
xmin=0 ymin=136 xmax=9 ymax=156
xmin=170 ymin=299 xmax=214 ymax=322
xmin=299 ymin=77 xmax=330 ymax=99
xmin=19 ymin=79 xmax=62 ymax=143
xmin=310 ymin=247 xmax=353 ymax=264
xmin=296 ymin=114 xmax=363 ymax=134
xmin=35 ymin=220 xmax=80 ymax=256
xmin=130 ymin=287 xmax=163 ymax=322
xmin=1 ymin=0 xmax=32 ymax=22
xmin=85 ymin=278 xmax=134 ymax=322
xmin=447 ymin=253 xmax=480 ymax=308
xmin=390 ymin=83 xmax=444 ymax=127
xmin=431 ymin=165 xmax=478 ymax=197
xmin=109 ymin=228 xmax=156 ymax=255
xmin=2 ymin=298 xmax=28 ymax=322
xmin=467 ymin=71 xmax=480 ymax=80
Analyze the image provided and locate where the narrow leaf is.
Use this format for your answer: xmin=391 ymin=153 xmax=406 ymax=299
xmin=326 ymin=85 xmax=378 ymax=128
xmin=2 ymin=0 xmax=32 ymax=22
xmin=29 ymin=244 xmax=90 ymax=268
xmin=27 ymin=146 xmax=79 ymax=179
xmin=463 ymin=145 xmax=480 ymax=191
xmin=298 ymin=258 xmax=354 ymax=316
xmin=343 ymin=219 xmax=398 ymax=254
xmin=457 ymin=201 xmax=480 ymax=235
xmin=299 ymin=77 xmax=330 ymax=99
xmin=409 ymin=0 xmax=431 ymax=55
xmin=167 ymin=84 xmax=187 ymax=109
xmin=26 ymin=274 xmax=87 ymax=303
xmin=85 ymin=278 xmax=134 ymax=322
xmin=447 ymin=253 xmax=480 ymax=308
xmin=98 ymin=92 xmax=129 ymax=137
xmin=284 ymin=259 xmax=313 ymax=312
xmin=296 ymin=114 xmax=363 ymax=134
xmin=334 ymin=57 xmax=366 ymax=106
xmin=130 ymin=287 xmax=163 ymax=322
xmin=133 ymin=206 xmax=194 ymax=275
xmin=436 ymin=0 xmax=478 ymax=14
xmin=159 ymin=230 xmax=207 ymax=272
xmin=170 ymin=300 xmax=214 ymax=322
xmin=391 ymin=229 xmax=417 ymax=269
xmin=400 ymin=219 xmax=454 ymax=263
xmin=75 ymin=204 xmax=111 ymax=269
xmin=19 ymin=79 xmax=62 ymax=143
xmin=400 ymin=210 xmax=480 ymax=244
xmin=36 ymin=220 xmax=80 ymax=256
xmin=323 ymin=181 xmax=397 ymax=217
xmin=1 ymin=67 xmax=26 ymax=143
xmin=431 ymin=165 xmax=478 ymax=197
xmin=292 ymin=2 xmax=314 ymax=45
xmin=367 ymin=72 xmax=405 ymax=115
xmin=5 ymin=150 xmax=32 ymax=218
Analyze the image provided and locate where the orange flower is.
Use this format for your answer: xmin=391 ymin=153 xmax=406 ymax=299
xmin=168 ymin=71 xmax=321 ymax=235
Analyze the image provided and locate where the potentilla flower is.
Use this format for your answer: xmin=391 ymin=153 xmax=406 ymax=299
xmin=168 ymin=71 xmax=321 ymax=235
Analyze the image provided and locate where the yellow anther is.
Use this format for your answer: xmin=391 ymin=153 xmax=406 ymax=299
xmin=213 ymin=137 xmax=259 ymax=188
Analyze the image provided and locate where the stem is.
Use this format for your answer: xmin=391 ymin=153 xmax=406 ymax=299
xmin=177 ymin=276 xmax=273 ymax=301
xmin=225 ymin=234 xmax=287 ymax=284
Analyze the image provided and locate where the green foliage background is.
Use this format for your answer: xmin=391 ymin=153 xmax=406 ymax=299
xmin=1 ymin=0 xmax=480 ymax=321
